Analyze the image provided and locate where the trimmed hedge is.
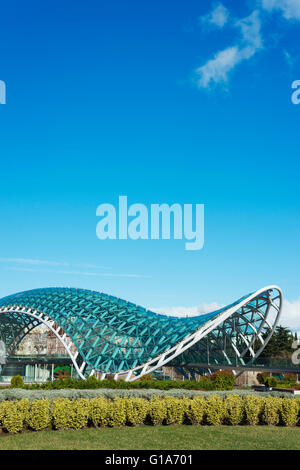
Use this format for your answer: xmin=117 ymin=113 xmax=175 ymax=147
xmin=9 ymin=373 xmax=234 ymax=391
xmin=0 ymin=395 xmax=300 ymax=433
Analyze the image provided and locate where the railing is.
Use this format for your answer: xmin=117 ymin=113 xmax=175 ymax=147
xmin=0 ymin=375 xmax=48 ymax=383
xmin=2 ymin=355 xmax=72 ymax=364
xmin=171 ymin=356 xmax=300 ymax=372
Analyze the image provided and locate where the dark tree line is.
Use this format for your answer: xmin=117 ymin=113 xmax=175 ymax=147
xmin=255 ymin=325 xmax=297 ymax=358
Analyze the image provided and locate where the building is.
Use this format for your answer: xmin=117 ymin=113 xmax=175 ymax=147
xmin=0 ymin=285 xmax=282 ymax=382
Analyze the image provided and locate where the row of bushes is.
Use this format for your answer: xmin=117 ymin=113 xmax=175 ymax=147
xmin=1 ymin=395 xmax=300 ymax=433
xmin=10 ymin=371 xmax=236 ymax=391
xmin=257 ymin=372 xmax=299 ymax=389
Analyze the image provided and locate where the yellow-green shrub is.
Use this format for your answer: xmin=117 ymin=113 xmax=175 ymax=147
xmin=164 ymin=397 xmax=186 ymax=425
xmin=90 ymin=397 xmax=109 ymax=427
xmin=16 ymin=398 xmax=30 ymax=422
xmin=185 ymin=397 xmax=206 ymax=425
xmin=148 ymin=397 xmax=167 ymax=425
xmin=125 ymin=398 xmax=149 ymax=426
xmin=0 ymin=402 xmax=6 ymax=425
xmin=205 ymin=395 xmax=224 ymax=425
xmin=0 ymin=395 xmax=300 ymax=433
xmin=280 ymin=398 xmax=299 ymax=427
xmin=224 ymin=394 xmax=244 ymax=425
xmin=244 ymin=396 xmax=263 ymax=426
xmin=70 ymin=398 xmax=90 ymax=429
xmin=51 ymin=398 xmax=74 ymax=430
xmin=106 ymin=398 xmax=127 ymax=427
xmin=261 ymin=397 xmax=281 ymax=426
xmin=52 ymin=398 xmax=90 ymax=430
xmin=27 ymin=399 xmax=51 ymax=431
xmin=0 ymin=402 xmax=24 ymax=433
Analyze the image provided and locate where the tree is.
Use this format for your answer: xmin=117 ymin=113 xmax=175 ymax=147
xmin=256 ymin=325 xmax=294 ymax=358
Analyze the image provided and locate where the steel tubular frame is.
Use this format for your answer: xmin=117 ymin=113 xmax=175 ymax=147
xmin=121 ymin=286 xmax=282 ymax=381
xmin=0 ymin=285 xmax=282 ymax=381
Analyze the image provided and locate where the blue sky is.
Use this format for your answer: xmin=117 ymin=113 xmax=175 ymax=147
xmin=0 ymin=0 xmax=299 ymax=329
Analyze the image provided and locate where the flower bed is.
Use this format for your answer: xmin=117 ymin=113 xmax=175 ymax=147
xmin=6 ymin=371 xmax=236 ymax=392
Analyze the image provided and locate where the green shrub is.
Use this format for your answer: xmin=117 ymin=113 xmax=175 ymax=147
xmin=224 ymin=394 xmax=244 ymax=425
xmin=280 ymin=398 xmax=299 ymax=426
xmin=261 ymin=397 xmax=281 ymax=426
xmin=5 ymin=375 xmax=239 ymax=392
xmin=10 ymin=375 xmax=24 ymax=388
xmin=136 ymin=374 xmax=154 ymax=382
xmin=264 ymin=377 xmax=277 ymax=388
xmin=282 ymin=373 xmax=297 ymax=387
xmin=257 ymin=373 xmax=278 ymax=388
xmin=210 ymin=371 xmax=235 ymax=390
xmin=185 ymin=397 xmax=206 ymax=424
xmin=205 ymin=395 xmax=224 ymax=425
xmin=244 ymin=396 xmax=263 ymax=425
xmin=8 ymin=373 xmax=295 ymax=392
xmin=148 ymin=397 xmax=167 ymax=425
xmin=27 ymin=399 xmax=51 ymax=430
xmin=257 ymin=372 xmax=269 ymax=385
xmin=83 ymin=376 xmax=100 ymax=389
xmin=125 ymin=398 xmax=149 ymax=426
xmin=196 ymin=377 xmax=215 ymax=391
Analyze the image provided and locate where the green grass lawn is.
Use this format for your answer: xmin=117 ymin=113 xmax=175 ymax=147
xmin=0 ymin=426 xmax=299 ymax=450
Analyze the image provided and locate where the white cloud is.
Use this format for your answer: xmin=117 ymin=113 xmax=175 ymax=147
xmin=153 ymin=298 xmax=300 ymax=334
xmin=196 ymin=46 xmax=240 ymax=88
xmin=280 ymin=298 xmax=300 ymax=331
xmin=153 ymin=302 xmax=222 ymax=317
xmin=199 ymin=3 xmax=230 ymax=29
xmin=0 ymin=257 xmax=70 ymax=267
xmin=196 ymin=10 xmax=263 ymax=88
xmin=6 ymin=266 xmax=150 ymax=279
xmin=236 ymin=10 xmax=263 ymax=51
xmin=0 ymin=257 xmax=148 ymax=278
xmin=262 ymin=0 xmax=300 ymax=20
xmin=194 ymin=1 xmax=300 ymax=90
xmin=284 ymin=49 xmax=295 ymax=66
xmin=0 ymin=257 xmax=105 ymax=269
